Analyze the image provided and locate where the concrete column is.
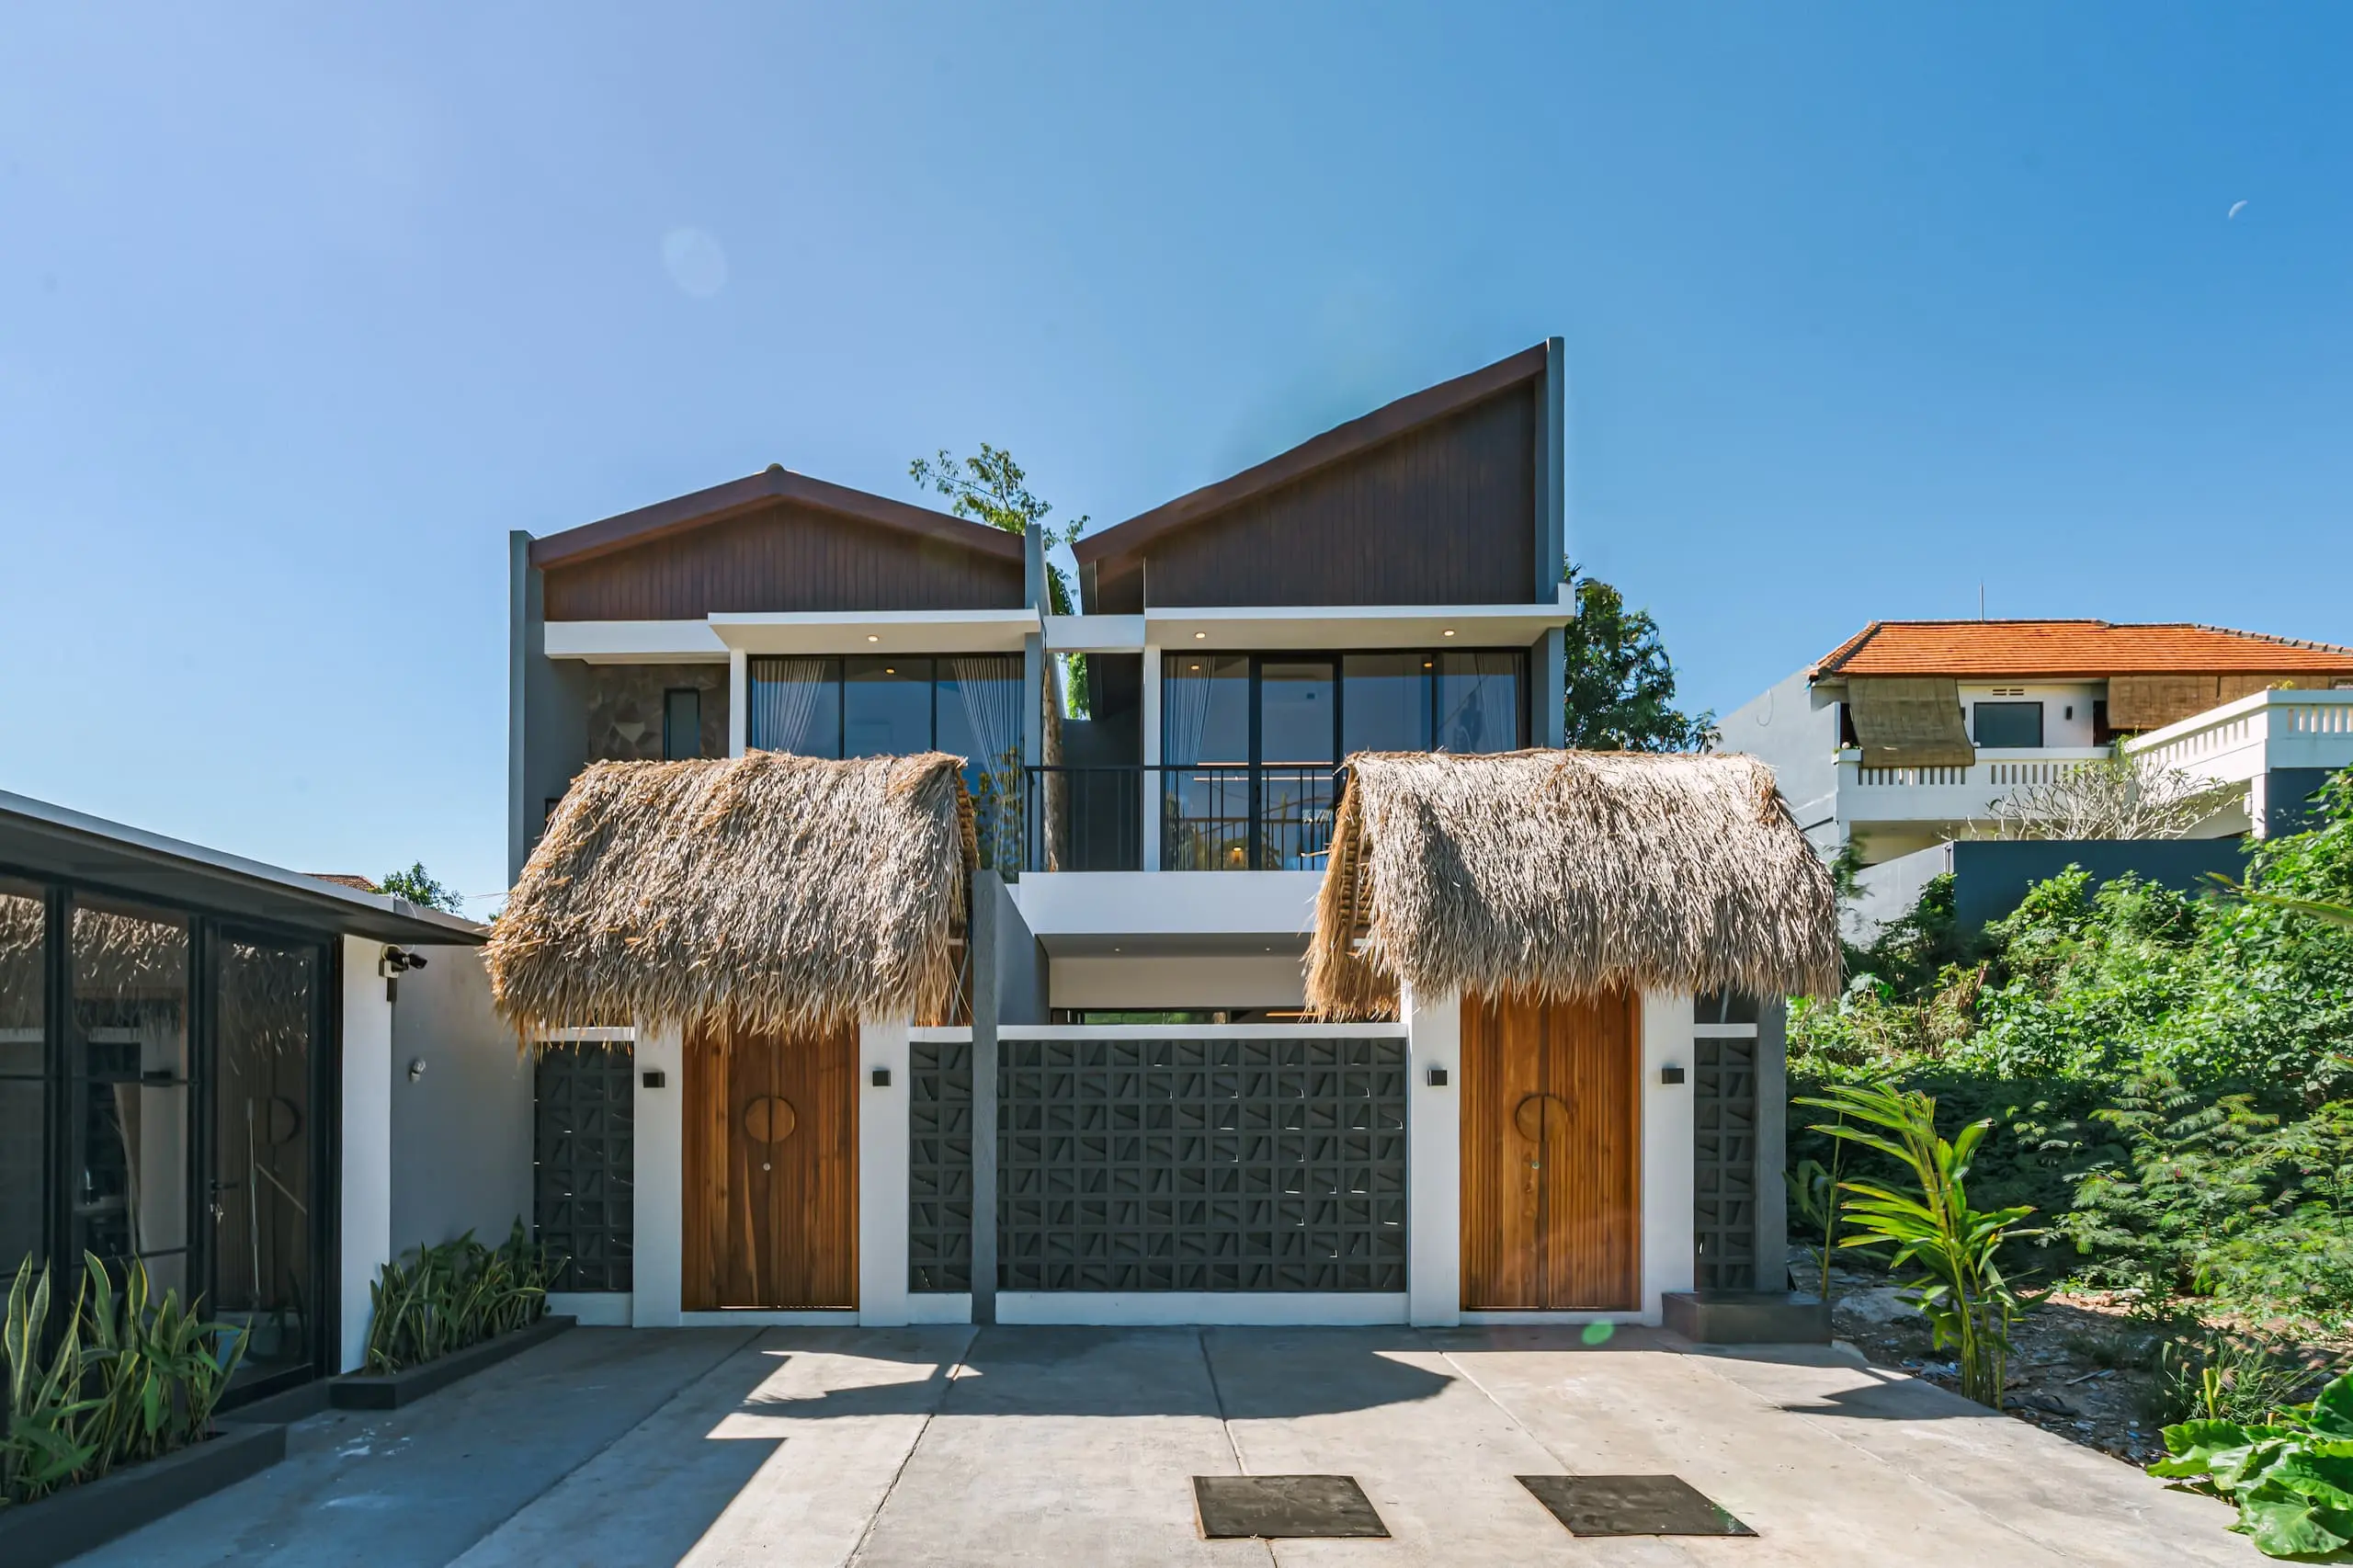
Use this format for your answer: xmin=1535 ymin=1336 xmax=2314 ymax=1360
xmin=1639 ymin=990 xmax=1697 ymax=1325
xmin=858 ymin=1016 xmax=911 ymax=1326
xmin=969 ymin=884 xmax=1002 ymax=1324
xmin=1141 ymin=643 xmax=1162 ymax=869
xmin=1756 ymin=999 xmax=1790 ymax=1294
xmin=631 ymin=1022 xmax=684 ymax=1326
xmin=728 ymin=649 xmax=749 ymax=757
xmin=1539 ymin=627 xmax=1567 ymax=749
xmin=1404 ymin=983 xmax=1461 ymax=1327
xmin=338 ymin=937 xmax=393 ymax=1371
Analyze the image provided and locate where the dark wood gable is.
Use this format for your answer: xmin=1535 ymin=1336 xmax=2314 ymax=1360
xmin=1080 ymin=347 xmax=1552 ymax=612
xmin=535 ymin=472 xmax=1026 ymax=620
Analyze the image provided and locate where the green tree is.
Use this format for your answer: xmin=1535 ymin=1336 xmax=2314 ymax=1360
xmin=1562 ymin=562 xmax=1717 ymax=751
xmin=912 ymin=444 xmax=1090 ymax=713
xmin=378 ymin=862 xmax=465 ymax=915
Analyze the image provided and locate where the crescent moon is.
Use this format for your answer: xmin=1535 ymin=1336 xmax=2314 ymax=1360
xmin=2228 ymin=200 xmax=2248 ymax=220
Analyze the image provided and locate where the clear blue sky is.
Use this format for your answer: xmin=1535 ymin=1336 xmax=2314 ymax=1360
xmin=5 ymin=5 xmax=2349 ymax=913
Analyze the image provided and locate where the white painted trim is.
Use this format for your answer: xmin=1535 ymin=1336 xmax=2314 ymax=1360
xmin=727 ymin=648 xmax=748 ymax=757
xmin=548 ymin=1292 xmax=632 ymax=1326
xmin=1460 ymin=1311 xmax=1647 ymax=1326
xmin=906 ymin=1292 xmax=974 ymax=1324
xmin=996 ymin=1292 xmax=1407 ymax=1326
xmin=998 ymin=1023 xmax=1408 ymax=1040
xmin=1145 ymin=602 xmax=1573 ymax=652
xmin=1404 ymin=983 xmax=1461 ymax=1328
xmin=338 ymin=937 xmax=394 ymax=1373
xmin=1692 ymin=1025 xmax=1760 ymax=1040
xmin=680 ymin=1310 xmax=859 ymax=1327
xmin=708 ymin=608 xmax=1040 ymax=655
xmin=631 ymin=1022 xmax=685 ymax=1326
xmin=1640 ymin=990 xmax=1697 ymax=1329
xmin=908 ymin=1026 xmax=973 ymax=1044
xmin=541 ymin=619 xmax=730 ymax=661
xmin=858 ymin=1017 xmax=911 ymax=1326
xmin=531 ymin=1024 xmax=636 ymax=1043
xmin=1044 ymin=613 xmax=1146 ymax=653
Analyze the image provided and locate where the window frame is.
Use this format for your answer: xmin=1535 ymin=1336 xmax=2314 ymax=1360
xmin=1972 ymin=699 xmax=2046 ymax=749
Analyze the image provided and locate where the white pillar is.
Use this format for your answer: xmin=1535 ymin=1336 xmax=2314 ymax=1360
xmin=338 ymin=938 xmax=393 ymax=1371
xmin=728 ymin=649 xmax=749 ymax=757
xmin=631 ymin=1021 xmax=684 ymax=1325
xmin=1404 ymin=983 xmax=1461 ymax=1327
xmin=1140 ymin=643 xmax=1162 ymax=870
xmin=1640 ymin=990 xmax=1697 ymax=1325
xmin=858 ymin=1017 xmax=911 ymax=1325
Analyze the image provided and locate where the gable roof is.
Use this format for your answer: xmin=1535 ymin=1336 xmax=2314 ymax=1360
xmin=1072 ymin=344 xmax=1550 ymax=568
xmin=528 ymin=465 xmax=1024 ymax=571
xmin=1812 ymin=620 xmax=2353 ymax=681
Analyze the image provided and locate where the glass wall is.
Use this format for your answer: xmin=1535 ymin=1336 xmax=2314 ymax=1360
xmin=71 ymin=899 xmax=191 ymax=1298
xmin=0 ymin=880 xmax=45 ymax=1281
xmin=211 ymin=937 xmax=318 ymax=1386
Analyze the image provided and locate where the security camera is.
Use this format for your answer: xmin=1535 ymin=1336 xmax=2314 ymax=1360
xmin=379 ymin=948 xmax=429 ymax=977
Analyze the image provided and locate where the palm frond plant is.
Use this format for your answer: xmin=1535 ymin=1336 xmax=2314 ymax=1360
xmin=364 ymin=1221 xmax=548 ymax=1374
xmin=1798 ymin=1082 xmax=2041 ymax=1409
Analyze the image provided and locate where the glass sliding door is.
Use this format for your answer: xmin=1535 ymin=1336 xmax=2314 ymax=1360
xmin=746 ymin=656 xmax=844 ymax=756
xmin=1436 ymin=651 xmax=1524 ymax=754
xmin=1258 ymin=659 xmax=1336 ymax=869
xmin=210 ymin=935 xmax=321 ymax=1389
xmin=0 ymin=881 xmax=48 ymax=1283
xmin=69 ymin=899 xmax=192 ymax=1298
xmin=938 ymin=655 xmax=1023 ymax=869
xmin=1161 ymin=654 xmax=1252 ymax=869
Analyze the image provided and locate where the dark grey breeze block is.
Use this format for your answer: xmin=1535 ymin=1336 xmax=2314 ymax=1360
xmin=1194 ymin=1474 xmax=1390 ymax=1539
xmin=1518 ymin=1473 xmax=1756 ymax=1537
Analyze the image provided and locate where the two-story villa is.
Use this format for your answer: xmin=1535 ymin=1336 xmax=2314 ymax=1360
xmin=497 ymin=344 xmax=1837 ymax=1339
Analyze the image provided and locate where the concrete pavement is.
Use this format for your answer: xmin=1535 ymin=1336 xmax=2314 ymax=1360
xmin=74 ymin=1324 xmax=2260 ymax=1567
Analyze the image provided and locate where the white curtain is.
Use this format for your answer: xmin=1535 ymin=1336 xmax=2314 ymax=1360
xmin=748 ymin=658 xmax=830 ymax=755
xmin=1162 ymin=656 xmax=1218 ymax=766
xmin=950 ymin=657 xmax=1022 ymax=866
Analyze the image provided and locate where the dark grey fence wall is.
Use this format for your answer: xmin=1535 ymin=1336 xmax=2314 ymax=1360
xmin=995 ymin=1034 xmax=1408 ymax=1292
xmin=1692 ymin=1034 xmax=1758 ymax=1290
xmin=532 ymin=1041 xmax=635 ymax=1292
xmin=909 ymin=1038 xmax=975 ymax=1292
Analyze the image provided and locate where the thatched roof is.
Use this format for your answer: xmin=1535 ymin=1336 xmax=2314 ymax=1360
xmin=1306 ymin=750 xmax=1839 ymax=1019
xmin=485 ymin=751 xmax=976 ymax=1039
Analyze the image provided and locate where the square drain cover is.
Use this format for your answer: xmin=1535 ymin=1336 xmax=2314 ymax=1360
xmin=1518 ymin=1474 xmax=1755 ymax=1537
xmin=1193 ymin=1475 xmax=1389 ymax=1540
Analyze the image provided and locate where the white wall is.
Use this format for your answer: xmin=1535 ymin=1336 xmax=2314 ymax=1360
xmin=1404 ymin=983 xmax=1461 ymax=1327
xmin=1640 ymin=990 xmax=1697 ymax=1324
xmin=390 ymin=947 xmax=532 ymax=1256
xmin=1716 ymin=669 xmax=1839 ymax=853
xmin=1008 ymin=869 xmax=1322 ymax=944
xmin=338 ymin=937 xmax=393 ymax=1372
xmin=1958 ymin=681 xmax=2102 ymax=749
xmin=1048 ymin=953 xmax=1306 ymax=1011
xmin=630 ymin=1022 xmax=684 ymax=1326
xmin=858 ymin=1017 xmax=911 ymax=1326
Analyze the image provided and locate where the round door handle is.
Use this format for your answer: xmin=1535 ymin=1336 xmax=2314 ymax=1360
xmin=1513 ymin=1092 xmax=1569 ymax=1142
xmin=744 ymin=1095 xmax=797 ymax=1144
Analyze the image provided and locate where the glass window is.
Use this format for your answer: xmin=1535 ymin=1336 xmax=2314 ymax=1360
xmin=1161 ymin=653 xmax=1250 ymax=767
xmin=1436 ymin=652 xmax=1524 ymax=754
xmin=844 ymin=657 xmax=935 ymax=758
xmin=662 ymin=688 xmax=702 ymax=761
xmin=71 ymin=899 xmax=189 ymax=1297
xmin=213 ymin=937 xmax=317 ymax=1385
xmin=1258 ymin=661 xmax=1336 ymax=764
xmin=0 ymin=880 xmax=46 ymax=1282
xmin=938 ymin=655 xmax=1023 ymax=869
xmin=1973 ymin=701 xmax=2044 ymax=749
xmin=1343 ymin=653 xmax=1436 ymax=756
xmin=746 ymin=656 xmax=843 ymax=756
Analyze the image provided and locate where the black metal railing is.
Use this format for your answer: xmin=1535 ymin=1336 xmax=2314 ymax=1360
xmin=1020 ymin=765 xmax=1346 ymax=873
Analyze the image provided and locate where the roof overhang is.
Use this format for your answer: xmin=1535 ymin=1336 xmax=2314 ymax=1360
xmin=0 ymin=791 xmax=484 ymax=947
xmin=1144 ymin=601 xmax=1572 ymax=653
xmin=708 ymin=608 xmax=1040 ymax=656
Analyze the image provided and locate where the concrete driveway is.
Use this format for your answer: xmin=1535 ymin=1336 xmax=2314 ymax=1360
xmin=75 ymin=1324 xmax=2259 ymax=1567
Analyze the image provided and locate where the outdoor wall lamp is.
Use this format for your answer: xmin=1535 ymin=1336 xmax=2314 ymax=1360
xmin=1427 ymin=1066 xmax=1449 ymax=1087
xmin=1659 ymin=1065 xmax=1686 ymax=1085
xmin=642 ymin=1069 xmax=666 ymax=1089
xmin=872 ymin=1067 xmax=892 ymax=1087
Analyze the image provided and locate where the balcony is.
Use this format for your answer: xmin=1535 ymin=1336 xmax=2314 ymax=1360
xmin=1018 ymin=765 xmax=1347 ymax=873
xmin=2121 ymin=687 xmax=2353 ymax=786
xmin=1833 ymin=747 xmax=2111 ymax=847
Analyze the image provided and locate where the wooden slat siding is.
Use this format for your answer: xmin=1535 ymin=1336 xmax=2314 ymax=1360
xmin=1104 ymin=387 xmax=1540 ymax=608
xmin=682 ymin=1024 xmax=858 ymax=1310
xmin=542 ymin=498 xmax=1026 ymax=621
xmin=1460 ymin=988 xmax=1642 ymax=1312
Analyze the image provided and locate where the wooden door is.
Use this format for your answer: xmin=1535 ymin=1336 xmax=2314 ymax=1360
xmin=1460 ymin=989 xmax=1640 ymax=1311
xmin=683 ymin=1024 xmax=857 ymax=1310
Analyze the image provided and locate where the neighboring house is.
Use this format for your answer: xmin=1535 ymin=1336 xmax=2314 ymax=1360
xmin=0 ymin=790 xmax=503 ymax=1412
xmin=1721 ymin=619 xmax=2353 ymax=866
xmin=501 ymin=342 xmax=1837 ymax=1333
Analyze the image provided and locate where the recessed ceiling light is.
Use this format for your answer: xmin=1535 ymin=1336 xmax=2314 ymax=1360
xmin=1189 ymin=664 xmax=1201 ymax=671
xmin=866 ymin=634 xmax=880 ymax=642
xmin=884 ymin=667 xmax=895 ymax=675
xmin=1194 ymin=631 xmax=1208 ymax=640
xmin=1441 ymin=629 xmax=1457 ymax=638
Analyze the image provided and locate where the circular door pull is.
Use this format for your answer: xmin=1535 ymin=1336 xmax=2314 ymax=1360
xmin=1513 ymin=1092 xmax=1569 ymax=1142
xmin=744 ymin=1095 xmax=797 ymax=1144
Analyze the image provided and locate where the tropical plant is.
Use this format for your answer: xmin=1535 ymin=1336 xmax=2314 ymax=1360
xmin=364 ymin=1221 xmax=548 ymax=1373
xmin=1560 ymin=561 xmax=1717 ymax=752
xmin=1976 ymin=753 xmax=2241 ymax=842
xmin=1799 ymin=1082 xmax=2040 ymax=1408
xmin=912 ymin=444 xmax=1092 ymax=712
xmin=377 ymin=862 xmax=466 ymax=915
xmin=1 ymin=1254 xmax=246 ymax=1507
xmin=2154 ymin=1367 xmax=2353 ymax=1558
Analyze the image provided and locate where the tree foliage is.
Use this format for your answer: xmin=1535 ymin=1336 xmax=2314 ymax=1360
xmin=912 ymin=443 xmax=1090 ymax=712
xmin=378 ymin=862 xmax=465 ymax=915
xmin=1561 ymin=562 xmax=1716 ymax=752
xmin=1978 ymin=753 xmax=2242 ymax=842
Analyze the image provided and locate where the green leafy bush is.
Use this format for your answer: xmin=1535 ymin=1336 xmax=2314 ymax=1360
xmin=2156 ymin=1369 xmax=2353 ymax=1558
xmin=1 ymin=1255 xmax=245 ymax=1507
xmin=364 ymin=1221 xmax=548 ymax=1373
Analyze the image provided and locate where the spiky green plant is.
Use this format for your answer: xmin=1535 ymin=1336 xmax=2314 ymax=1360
xmin=364 ymin=1221 xmax=548 ymax=1374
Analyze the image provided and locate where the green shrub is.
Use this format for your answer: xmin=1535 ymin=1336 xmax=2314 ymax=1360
xmin=364 ymin=1221 xmax=548 ymax=1374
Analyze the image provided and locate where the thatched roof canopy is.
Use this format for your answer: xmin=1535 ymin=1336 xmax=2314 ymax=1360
xmin=1307 ymin=750 xmax=1839 ymax=1019
xmin=486 ymin=751 xmax=976 ymax=1040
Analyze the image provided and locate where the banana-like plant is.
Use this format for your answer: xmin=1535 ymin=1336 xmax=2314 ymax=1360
xmin=2242 ymin=890 xmax=2353 ymax=929
xmin=1798 ymin=1082 xmax=2040 ymax=1409
xmin=364 ymin=1221 xmax=548 ymax=1374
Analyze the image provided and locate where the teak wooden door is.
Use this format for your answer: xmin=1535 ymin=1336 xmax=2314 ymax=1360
xmin=1460 ymin=989 xmax=1640 ymax=1311
xmin=683 ymin=1024 xmax=857 ymax=1311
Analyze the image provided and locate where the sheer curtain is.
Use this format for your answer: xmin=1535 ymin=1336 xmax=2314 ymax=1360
xmin=1437 ymin=652 xmax=1523 ymax=754
xmin=1161 ymin=656 xmax=1218 ymax=765
xmin=748 ymin=658 xmax=830 ymax=755
xmin=949 ymin=657 xmax=1022 ymax=867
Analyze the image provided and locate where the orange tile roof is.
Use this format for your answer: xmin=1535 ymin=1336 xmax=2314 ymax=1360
xmin=1812 ymin=620 xmax=2353 ymax=680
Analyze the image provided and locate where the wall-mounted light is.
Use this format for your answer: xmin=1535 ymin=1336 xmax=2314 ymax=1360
xmin=642 ymin=1069 xmax=666 ymax=1089
xmin=1660 ymin=1065 xmax=1686 ymax=1085
xmin=871 ymin=1067 xmax=892 ymax=1088
xmin=1427 ymin=1066 xmax=1449 ymax=1087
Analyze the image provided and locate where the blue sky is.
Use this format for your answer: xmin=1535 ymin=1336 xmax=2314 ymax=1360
xmin=4 ymin=4 xmax=2349 ymax=912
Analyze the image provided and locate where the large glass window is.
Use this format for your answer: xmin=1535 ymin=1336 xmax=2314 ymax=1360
xmin=844 ymin=657 xmax=936 ymax=757
xmin=1973 ymin=700 xmax=2045 ymax=749
xmin=0 ymin=881 xmax=46 ymax=1282
xmin=212 ymin=937 xmax=317 ymax=1386
xmin=1435 ymin=651 xmax=1524 ymax=754
xmin=71 ymin=899 xmax=190 ymax=1298
xmin=1161 ymin=655 xmax=1253 ymax=869
xmin=1342 ymin=653 xmax=1435 ymax=756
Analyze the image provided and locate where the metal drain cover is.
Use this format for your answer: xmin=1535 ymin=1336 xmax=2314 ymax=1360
xmin=1518 ymin=1474 xmax=1756 ymax=1537
xmin=1193 ymin=1475 xmax=1389 ymax=1539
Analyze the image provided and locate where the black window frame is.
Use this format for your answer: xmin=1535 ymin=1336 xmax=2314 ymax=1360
xmin=1972 ymin=699 xmax=2046 ymax=749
